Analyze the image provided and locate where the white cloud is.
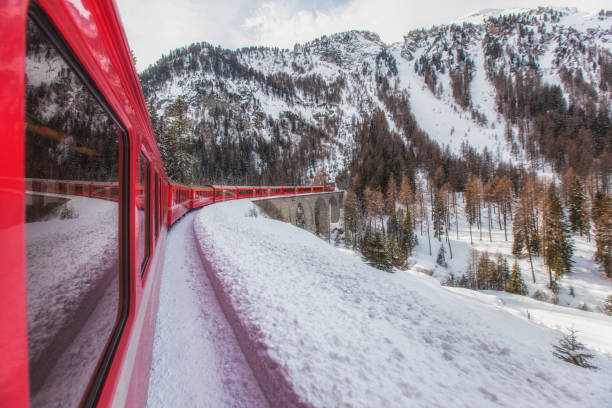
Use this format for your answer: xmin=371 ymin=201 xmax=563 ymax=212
xmin=116 ymin=0 xmax=609 ymax=71
xmin=241 ymin=0 xmax=609 ymax=48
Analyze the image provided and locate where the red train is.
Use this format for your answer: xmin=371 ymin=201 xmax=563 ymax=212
xmin=0 ymin=1 xmax=333 ymax=407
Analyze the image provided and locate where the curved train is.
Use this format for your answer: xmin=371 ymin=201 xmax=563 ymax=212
xmin=0 ymin=1 xmax=332 ymax=407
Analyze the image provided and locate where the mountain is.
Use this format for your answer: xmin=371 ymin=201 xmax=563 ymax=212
xmin=139 ymin=7 xmax=611 ymax=188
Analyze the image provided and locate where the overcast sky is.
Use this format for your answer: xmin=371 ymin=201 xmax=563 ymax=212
xmin=116 ymin=0 xmax=608 ymax=71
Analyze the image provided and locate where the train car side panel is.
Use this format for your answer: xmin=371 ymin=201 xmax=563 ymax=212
xmin=0 ymin=0 xmax=29 ymax=406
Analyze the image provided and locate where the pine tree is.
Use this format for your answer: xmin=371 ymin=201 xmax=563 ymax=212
xmin=594 ymin=195 xmax=612 ymax=280
xmin=543 ymin=186 xmax=573 ymax=285
xmin=432 ymin=189 xmax=446 ymax=240
xmin=601 ymin=295 xmax=612 ymax=316
xmin=366 ymin=230 xmax=392 ymax=272
xmin=484 ymin=178 xmax=496 ymax=243
xmin=436 ymin=244 xmax=447 ymax=268
xmin=512 ymin=176 xmax=539 ymax=282
xmin=344 ymin=189 xmax=360 ymax=248
xmin=388 ymin=236 xmax=406 ymax=268
xmin=360 ymin=224 xmax=374 ymax=259
xmin=163 ymin=96 xmax=197 ymax=182
xmin=495 ymin=175 xmax=514 ymax=241
xmin=400 ymin=209 xmax=416 ymax=259
xmin=476 ymin=251 xmax=492 ymax=289
xmin=561 ymin=167 xmax=577 ymax=206
xmin=506 ymin=260 xmax=527 ymax=295
xmin=373 ymin=188 xmax=385 ymax=228
xmin=568 ymin=177 xmax=588 ymax=236
xmin=464 ymin=173 xmax=480 ymax=244
xmin=385 ymin=174 xmax=398 ymax=215
xmin=493 ymin=253 xmax=510 ymax=291
xmin=387 ymin=210 xmax=399 ymax=242
xmin=552 ymin=328 xmax=597 ymax=369
xmin=466 ymin=249 xmax=479 ymax=289
xmin=398 ymin=175 xmax=414 ymax=213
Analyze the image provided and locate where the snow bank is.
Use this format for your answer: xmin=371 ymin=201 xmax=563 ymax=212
xmin=194 ymin=199 xmax=612 ymax=408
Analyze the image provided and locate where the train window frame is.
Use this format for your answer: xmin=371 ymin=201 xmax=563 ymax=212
xmin=26 ymin=4 xmax=131 ymax=407
xmin=140 ymin=152 xmax=151 ymax=276
xmin=154 ymin=172 xmax=159 ymax=241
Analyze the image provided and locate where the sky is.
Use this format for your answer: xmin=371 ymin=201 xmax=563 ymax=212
xmin=115 ymin=0 xmax=609 ymax=72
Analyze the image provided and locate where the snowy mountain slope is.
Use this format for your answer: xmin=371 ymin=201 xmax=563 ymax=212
xmin=193 ymin=199 xmax=612 ymax=408
xmin=140 ymin=7 xmax=611 ymax=181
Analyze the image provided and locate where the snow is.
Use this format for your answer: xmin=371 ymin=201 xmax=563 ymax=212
xmin=453 ymin=8 xmax=532 ymax=25
xmin=194 ymin=199 xmax=612 ymax=408
xmin=393 ymin=46 xmax=510 ymax=160
xmin=147 ymin=210 xmax=267 ymax=408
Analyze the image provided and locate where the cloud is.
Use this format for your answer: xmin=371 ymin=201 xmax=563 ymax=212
xmin=241 ymin=0 xmax=414 ymax=47
xmin=117 ymin=0 xmax=255 ymax=70
xmin=241 ymin=0 xmax=609 ymax=48
xmin=116 ymin=0 xmax=609 ymax=71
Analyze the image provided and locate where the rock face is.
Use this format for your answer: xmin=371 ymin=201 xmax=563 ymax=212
xmin=140 ymin=8 xmax=611 ymax=183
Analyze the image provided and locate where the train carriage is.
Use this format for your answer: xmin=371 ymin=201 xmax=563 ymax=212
xmin=1 ymin=1 xmax=170 ymax=406
xmin=167 ymin=183 xmax=192 ymax=226
xmin=0 ymin=1 xmax=334 ymax=407
xmin=191 ymin=185 xmax=215 ymax=209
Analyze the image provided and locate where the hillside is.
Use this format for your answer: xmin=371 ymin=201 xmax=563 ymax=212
xmin=139 ymin=7 xmax=611 ymax=186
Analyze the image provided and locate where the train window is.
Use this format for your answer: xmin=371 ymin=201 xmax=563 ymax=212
xmin=140 ymin=154 xmax=150 ymax=274
xmin=24 ymin=12 xmax=124 ymax=408
xmin=157 ymin=177 xmax=164 ymax=229
xmin=154 ymin=172 xmax=159 ymax=240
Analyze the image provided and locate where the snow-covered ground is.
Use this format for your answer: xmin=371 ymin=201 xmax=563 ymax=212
xmin=194 ymin=199 xmax=612 ymax=408
xmin=147 ymin=210 xmax=267 ymax=408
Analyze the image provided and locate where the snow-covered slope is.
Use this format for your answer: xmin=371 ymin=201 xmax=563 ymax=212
xmin=140 ymin=7 xmax=611 ymax=179
xmin=194 ymin=199 xmax=612 ymax=408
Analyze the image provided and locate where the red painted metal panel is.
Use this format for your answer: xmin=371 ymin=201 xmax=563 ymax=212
xmin=0 ymin=0 xmax=29 ymax=405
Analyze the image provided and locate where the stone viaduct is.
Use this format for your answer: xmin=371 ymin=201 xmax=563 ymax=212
xmin=253 ymin=191 xmax=344 ymax=239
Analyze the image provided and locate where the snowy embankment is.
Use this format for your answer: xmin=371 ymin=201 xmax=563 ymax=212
xmin=194 ymin=200 xmax=612 ymax=408
xmin=147 ymin=210 xmax=267 ymax=408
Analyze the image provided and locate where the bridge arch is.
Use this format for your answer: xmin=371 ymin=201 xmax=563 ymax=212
xmin=314 ymin=197 xmax=329 ymax=238
xmin=329 ymin=196 xmax=340 ymax=223
xmin=296 ymin=202 xmax=305 ymax=229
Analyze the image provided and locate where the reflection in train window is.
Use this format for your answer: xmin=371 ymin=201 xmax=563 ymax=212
xmin=24 ymin=16 xmax=121 ymax=408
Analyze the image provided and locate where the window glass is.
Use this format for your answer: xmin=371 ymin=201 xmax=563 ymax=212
xmin=140 ymin=154 xmax=150 ymax=273
xmin=25 ymin=17 xmax=121 ymax=407
xmin=154 ymin=173 xmax=159 ymax=240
